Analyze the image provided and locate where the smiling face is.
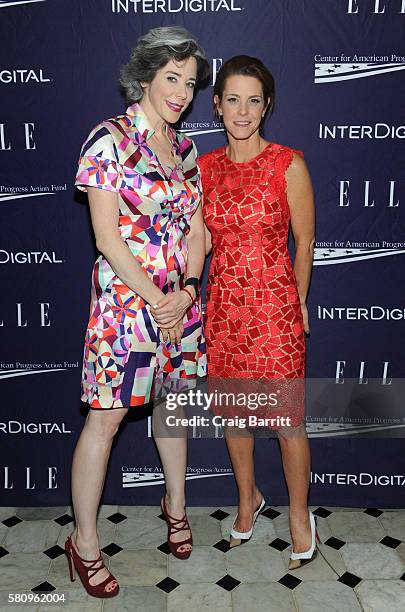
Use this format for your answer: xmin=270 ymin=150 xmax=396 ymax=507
xmin=215 ymin=74 xmax=269 ymax=141
xmin=141 ymin=56 xmax=197 ymax=126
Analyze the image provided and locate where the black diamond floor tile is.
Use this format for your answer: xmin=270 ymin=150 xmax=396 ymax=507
xmin=156 ymin=577 xmax=180 ymax=593
xmin=210 ymin=509 xmax=230 ymax=521
xmin=216 ymin=574 xmax=241 ymax=591
xmin=106 ymin=512 xmax=127 ymax=524
xmin=43 ymin=545 xmax=65 ymax=559
xmin=157 ymin=512 xmax=165 ymax=521
xmin=213 ymin=539 xmax=231 ymax=553
xmin=101 ymin=543 xmax=123 ymax=557
xmin=401 ymin=572 xmax=405 ymax=582
xmin=54 ymin=514 xmax=74 ymax=526
xmin=338 ymin=572 xmax=362 ymax=588
xmin=380 ymin=535 xmax=401 ymax=549
xmin=2 ymin=515 xmax=22 ymax=528
xmin=0 ymin=546 xmax=10 ymax=558
xmin=32 ymin=581 xmax=56 ymax=592
xmin=157 ymin=541 xmax=171 ymax=555
xmin=324 ymin=536 xmax=345 ymax=550
xmin=313 ymin=507 xmax=332 ymax=518
xmin=269 ymin=538 xmax=290 ymax=552
xmin=278 ymin=573 xmax=302 ymax=590
xmin=261 ymin=507 xmax=281 ymax=520
xmin=364 ymin=508 xmax=383 ymax=518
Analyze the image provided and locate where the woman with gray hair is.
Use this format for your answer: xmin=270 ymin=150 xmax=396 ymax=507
xmin=65 ymin=26 xmax=209 ymax=598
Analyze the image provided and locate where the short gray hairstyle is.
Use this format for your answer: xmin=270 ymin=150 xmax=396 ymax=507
xmin=120 ymin=26 xmax=210 ymax=102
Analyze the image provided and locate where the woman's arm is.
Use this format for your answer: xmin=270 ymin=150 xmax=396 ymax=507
xmin=185 ymin=200 xmax=206 ymax=289
xmin=285 ymin=153 xmax=315 ymax=333
xmin=87 ymin=186 xmax=164 ymax=306
xmin=203 ymin=198 xmax=212 ymax=255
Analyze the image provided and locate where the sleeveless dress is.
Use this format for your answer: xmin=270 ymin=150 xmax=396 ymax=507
xmin=75 ymin=103 xmax=206 ymax=409
xmin=199 ymin=144 xmax=305 ymax=427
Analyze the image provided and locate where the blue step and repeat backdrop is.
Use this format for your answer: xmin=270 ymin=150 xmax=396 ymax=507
xmin=1 ymin=0 xmax=405 ymax=507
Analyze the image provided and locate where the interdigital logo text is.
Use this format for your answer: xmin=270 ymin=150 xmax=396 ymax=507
xmin=319 ymin=123 xmax=405 ymax=139
xmin=318 ymin=306 xmax=405 ymax=321
xmin=0 ymin=69 xmax=50 ymax=85
xmin=111 ymin=0 xmax=242 ymax=12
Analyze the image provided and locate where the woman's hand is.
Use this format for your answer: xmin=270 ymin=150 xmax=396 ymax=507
xmin=160 ymin=320 xmax=184 ymax=345
xmin=151 ymin=290 xmax=194 ymax=327
xmin=300 ymin=303 xmax=310 ymax=335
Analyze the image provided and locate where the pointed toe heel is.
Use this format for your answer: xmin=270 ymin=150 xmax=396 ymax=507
xmin=288 ymin=511 xmax=319 ymax=571
xmin=229 ymin=497 xmax=266 ymax=548
xmin=229 ymin=535 xmax=242 ymax=548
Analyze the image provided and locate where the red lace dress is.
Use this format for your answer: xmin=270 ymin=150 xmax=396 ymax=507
xmin=199 ymin=144 xmax=305 ymax=428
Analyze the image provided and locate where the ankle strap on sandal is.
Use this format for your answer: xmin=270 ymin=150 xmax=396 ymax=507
xmin=162 ymin=498 xmax=190 ymax=531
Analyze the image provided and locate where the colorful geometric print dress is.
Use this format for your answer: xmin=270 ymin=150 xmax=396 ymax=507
xmin=199 ymin=144 xmax=305 ymax=427
xmin=75 ymin=103 xmax=206 ymax=409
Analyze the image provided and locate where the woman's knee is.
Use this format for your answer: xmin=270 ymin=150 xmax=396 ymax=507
xmin=85 ymin=408 xmax=127 ymax=441
xmin=277 ymin=422 xmax=308 ymax=443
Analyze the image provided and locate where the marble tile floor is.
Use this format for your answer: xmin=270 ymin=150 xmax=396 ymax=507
xmin=0 ymin=505 xmax=404 ymax=611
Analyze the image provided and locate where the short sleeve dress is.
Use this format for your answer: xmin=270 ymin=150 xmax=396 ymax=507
xmin=75 ymin=103 xmax=206 ymax=409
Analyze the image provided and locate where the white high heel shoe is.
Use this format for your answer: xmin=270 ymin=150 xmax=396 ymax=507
xmin=229 ymin=497 xmax=266 ymax=548
xmin=288 ymin=510 xmax=321 ymax=570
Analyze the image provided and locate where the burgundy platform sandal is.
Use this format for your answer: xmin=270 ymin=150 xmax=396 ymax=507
xmin=65 ymin=534 xmax=119 ymax=598
xmin=161 ymin=495 xmax=193 ymax=560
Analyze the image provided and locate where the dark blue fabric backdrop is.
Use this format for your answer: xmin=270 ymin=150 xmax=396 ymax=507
xmin=1 ymin=0 xmax=405 ymax=507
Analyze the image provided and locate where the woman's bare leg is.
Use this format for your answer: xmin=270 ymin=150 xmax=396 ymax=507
xmin=152 ymin=402 xmax=191 ymax=553
xmin=225 ymin=428 xmax=263 ymax=531
xmin=70 ymin=408 xmax=128 ymax=586
xmin=278 ymin=425 xmax=312 ymax=552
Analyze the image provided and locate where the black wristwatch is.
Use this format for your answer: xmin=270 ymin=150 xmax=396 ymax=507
xmin=185 ymin=277 xmax=199 ymax=298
